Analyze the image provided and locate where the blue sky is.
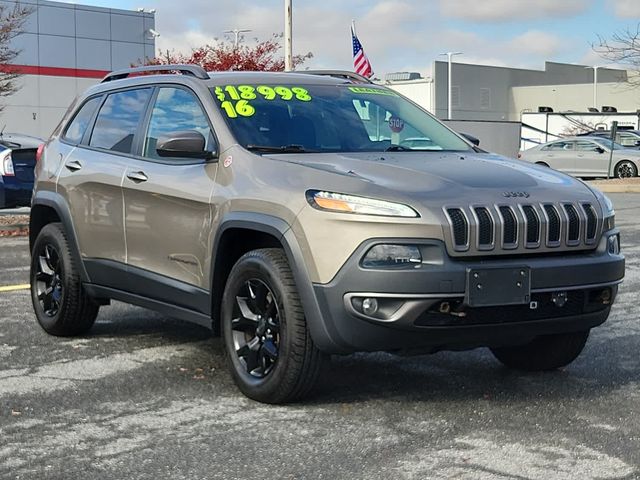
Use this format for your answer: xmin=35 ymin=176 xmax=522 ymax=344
xmin=62 ymin=0 xmax=640 ymax=76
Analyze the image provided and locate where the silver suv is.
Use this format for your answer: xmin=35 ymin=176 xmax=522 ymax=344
xmin=30 ymin=65 xmax=625 ymax=403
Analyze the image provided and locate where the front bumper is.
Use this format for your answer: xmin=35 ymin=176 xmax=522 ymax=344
xmin=310 ymin=232 xmax=624 ymax=354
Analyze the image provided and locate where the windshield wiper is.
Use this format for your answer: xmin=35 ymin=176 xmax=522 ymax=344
xmin=246 ymin=144 xmax=317 ymax=153
xmin=385 ymin=144 xmax=413 ymax=152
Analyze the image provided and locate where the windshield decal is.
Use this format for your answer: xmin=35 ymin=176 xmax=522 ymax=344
xmin=214 ymin=85 xmax=312 ymax=118
xmin=348 ymin=86 xmax=399 ymax=96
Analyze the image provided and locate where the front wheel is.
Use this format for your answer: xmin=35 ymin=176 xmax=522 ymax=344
xmin=614 ymin=160 xmax=638 ymax=178
xmin=221 ymin=248 xmax=325 ymax=403
xmin=490 ymin=330 xmax=590 ymax=371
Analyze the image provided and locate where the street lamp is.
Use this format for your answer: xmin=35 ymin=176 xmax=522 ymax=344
xmin=223 ymin=28 xmax=252 ymax=49
xmin=585 ymin=65 xmax=600 ymax=111
xmin=440 ymin=52 xmax=462 ymax=120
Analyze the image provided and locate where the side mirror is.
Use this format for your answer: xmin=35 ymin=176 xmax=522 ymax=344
xmin=595 ymin=146 xmax=605 ymax=154
xmin=460 ymin=132 xmax=480 ymax=146
xmin=156 ymin=130 xmax=215 ymax=160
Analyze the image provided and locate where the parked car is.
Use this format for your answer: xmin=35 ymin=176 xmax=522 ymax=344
xmin=0 ymin=133 xmax=43 ymax=208
xmin=30 ymin=65 xmax=624 ymax=403
xmin=519 ymin=136 xmax=640 ymax=178
xmin=578 ymin=129 xmax=640 ymax=148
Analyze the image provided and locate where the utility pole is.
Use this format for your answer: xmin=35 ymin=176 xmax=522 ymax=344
xmin=223 ymin=28 xmax=251 ymax=49
xmin=284 ymin=0 xmax=293 ymax=71
xmin=440 ymin=52 xmax=462 ymax=120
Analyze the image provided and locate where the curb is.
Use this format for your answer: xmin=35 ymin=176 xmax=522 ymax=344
xmin=587 ymin=183 xmax=640 ymax=193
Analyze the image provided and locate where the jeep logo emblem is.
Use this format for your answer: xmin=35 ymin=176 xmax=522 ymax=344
xmin=502 ymin=191 xmax=530 ymax=198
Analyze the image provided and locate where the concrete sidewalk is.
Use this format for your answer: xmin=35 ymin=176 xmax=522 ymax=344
xmin=588 ymin=179 xmax=640 ymax=193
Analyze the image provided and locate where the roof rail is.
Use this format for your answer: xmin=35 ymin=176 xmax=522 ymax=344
xmin=302 ymin=70 xmax=373 ymax=84
xmin=101 ymin=64 xmax=209 ymax=83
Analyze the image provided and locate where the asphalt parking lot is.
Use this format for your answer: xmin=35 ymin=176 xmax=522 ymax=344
xmin=0 ymin=194 xmax=639 ymax=480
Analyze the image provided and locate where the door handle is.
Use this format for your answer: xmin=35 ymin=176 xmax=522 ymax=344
xmin=65 ymin=160 xmax=82 ymax=171
xmin=126 ymin=171 xmax=148 ymax=183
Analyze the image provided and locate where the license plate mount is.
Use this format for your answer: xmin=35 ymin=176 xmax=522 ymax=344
xmin=465 ymin=266 xmax=531 ymax=307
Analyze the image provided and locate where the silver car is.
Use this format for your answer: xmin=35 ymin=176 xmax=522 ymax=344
xmin=519 ymin=136 xmax=640 ymax=178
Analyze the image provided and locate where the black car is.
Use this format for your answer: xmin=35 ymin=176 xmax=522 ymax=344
xmin=0 ymin=133 xmax=43 ymax=209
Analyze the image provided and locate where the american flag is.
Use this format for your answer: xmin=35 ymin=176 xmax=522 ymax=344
xmin=351 ymin=25 xmax=373 ymax=78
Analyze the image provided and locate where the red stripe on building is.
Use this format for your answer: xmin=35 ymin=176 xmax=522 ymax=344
xmin=0 ymin=64 xmax=110 ymax=79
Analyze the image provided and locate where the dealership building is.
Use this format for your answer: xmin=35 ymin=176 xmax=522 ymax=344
xmin=1 ymin=0 xmax=156 ymax=139
xmin=385 ymin=61 xmax=640 ymax=122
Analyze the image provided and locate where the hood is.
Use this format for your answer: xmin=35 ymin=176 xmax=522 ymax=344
xmin=267 ymin=151 xmax=595 ymax=206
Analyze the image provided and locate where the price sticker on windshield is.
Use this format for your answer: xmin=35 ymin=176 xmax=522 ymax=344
xmin=214 ymin=85 xmax=312 ymax=118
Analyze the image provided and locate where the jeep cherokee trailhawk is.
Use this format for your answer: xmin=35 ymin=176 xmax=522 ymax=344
xmin=29 ymin=65 xmax=625 ymax=403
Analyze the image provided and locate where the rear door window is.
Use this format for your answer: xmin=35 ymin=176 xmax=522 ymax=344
xmin=63 ymin=96 xmax=102 ymax=144
xmin=89 ymin=88 xmax=152 ymax=154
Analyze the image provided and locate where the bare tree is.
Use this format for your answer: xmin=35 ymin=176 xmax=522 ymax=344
xmin=594 ymin=24 xmax=640 ymax=87
xmin=0 ymin=3 xmax=34 ymax=109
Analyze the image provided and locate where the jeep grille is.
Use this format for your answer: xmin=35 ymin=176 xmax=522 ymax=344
xmin=444 ymin=202 xmax=600 ymax=255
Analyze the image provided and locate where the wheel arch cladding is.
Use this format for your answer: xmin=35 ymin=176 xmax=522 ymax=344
xmin=209 ymin=212 xmax=340 ymax=351
xmin=30 ymin=191 xmax=89 ymax=282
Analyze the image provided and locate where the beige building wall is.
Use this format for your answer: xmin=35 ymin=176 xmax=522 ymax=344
xmin=511 ymin=82 xmax=640 ymax=120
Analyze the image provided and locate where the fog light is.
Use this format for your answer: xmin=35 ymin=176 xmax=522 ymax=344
xmin=362 ymin=244 xmax=422 ymax=269
xmin=608 ymin=234 xmax=620 ymax=254
xmin=362 ymin=298 xmax=378 ymax=316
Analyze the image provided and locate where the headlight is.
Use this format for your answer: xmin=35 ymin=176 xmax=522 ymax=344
xmin=361 ymin=244 xmax=422 ymax=268
xmin=306 ymin=190 xmax=419 ymax=218
xmin=588 ymin=186 xmax=615 ymax=230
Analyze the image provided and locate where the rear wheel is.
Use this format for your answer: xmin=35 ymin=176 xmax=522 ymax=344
xmin=221 ymin=248 xmax=325 ymax=403
xmin=614 ymin=160 xmax=637 ymax=178
xmin=490 ymin=330 xmax=589 ymax=371
xmin=535 ymin=161 xmax=550 ymax=167
xmin=30 ymin=223 xmax=99 ymax=336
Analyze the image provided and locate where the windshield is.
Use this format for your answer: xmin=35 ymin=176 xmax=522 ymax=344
xmin=210 ymin=84 xmax=472 ymax=153
xmin=591 ymin=138 xmax=624 ymax=150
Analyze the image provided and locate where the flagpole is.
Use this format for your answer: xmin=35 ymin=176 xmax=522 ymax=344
xmin=284 ymin=0 xmax=293 ymax=71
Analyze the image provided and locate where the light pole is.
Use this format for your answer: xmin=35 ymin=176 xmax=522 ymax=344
xmin=440 ymin=52 xmax=462 ymax=120
xmin=223 ymin=28 xmax=252 ymax=48
xmin=284 ymin=0 xmax=293 ymax=71
xmin=585 ymin=65 xmax=600 ymax=110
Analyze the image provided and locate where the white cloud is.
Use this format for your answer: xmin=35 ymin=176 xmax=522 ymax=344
xmin=439 ymin=0 xmax=592 ymax=22
xmin=509 ymin=31 xmax=564 ymax=58
xmin=139 ymin=0 xmax=601 ymax=76
xmin=609 ymin=0 xmax=640 ymax=17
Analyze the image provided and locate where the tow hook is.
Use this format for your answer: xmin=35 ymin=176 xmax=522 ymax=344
xmin=551 ymin=291 xmax=568 ymax=308
xmin=439 ymin=301 xmax=467 ymax=317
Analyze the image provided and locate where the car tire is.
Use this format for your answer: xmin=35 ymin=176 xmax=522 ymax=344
xmin=490 ymin=330 xmax=590 ymax=371
xmin=535 ymin=162 xmax=550 ymax=167
xmin=614 ymin=160 xmax=637 ymax=178
xmin=221 ymin=248 xmax=325 ymax=404
xmin=30 ymin=222 xmax=99 ymax=336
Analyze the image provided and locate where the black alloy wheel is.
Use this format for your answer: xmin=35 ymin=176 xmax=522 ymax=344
xmin=231 ymin=279 xmax=281 ymax=378
xmin=30 ymin=222 xmax=99 ymax=336
xmin=221 ymin=248 xmax=325 ymax=403
xmin=34 ymin=243 xmax=64 ymax=317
